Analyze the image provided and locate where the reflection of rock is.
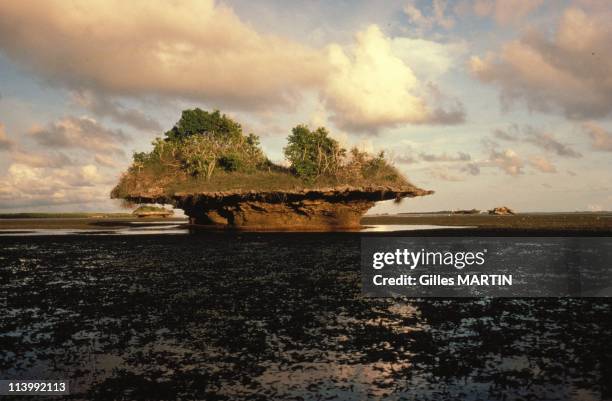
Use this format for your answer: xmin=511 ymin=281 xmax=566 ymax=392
xmin=488 ymin=206 xmax=515 ymax=215
xmin=122 ymin=186 xmax=432 ymax=230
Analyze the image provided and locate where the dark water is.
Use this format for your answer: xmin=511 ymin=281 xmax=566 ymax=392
xmin=1 ymin=233 xmax=611 ymax=400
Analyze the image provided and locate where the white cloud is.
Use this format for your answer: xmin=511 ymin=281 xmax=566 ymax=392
xmin=391 ymin=37 xmax=466 ymax=81
xmin=487 ymin=148 xmax=524 ymax=176
xmin=0 ymin=163 xmax=114 ymax=209
xmin=323 ymin=25 xmax=464 ymax=132
xmin=324 ymin=26 xmax=426 ymax=131
xmin=80 ymin=164 xmax=105 ymax=183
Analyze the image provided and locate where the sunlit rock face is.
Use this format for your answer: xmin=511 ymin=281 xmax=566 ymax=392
xmin=123 ymin=186 xmax=432 ymax=230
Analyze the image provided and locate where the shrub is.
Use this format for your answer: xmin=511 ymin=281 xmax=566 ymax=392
xmin=284 ymin=125 xmax=344 ymax=181
xmin=164 ymin=108 xmax=242 ymax=142
xmin=126 ymin=110 xmax=267 ymax=180
xmin=218 ymin=154 xmax=242 ymax=172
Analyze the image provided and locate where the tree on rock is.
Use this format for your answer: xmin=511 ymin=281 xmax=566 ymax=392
xmin=164 ymin=108 xmax=243 ymax=141
xmin=284 ymin=125 xmax=345 ymax=180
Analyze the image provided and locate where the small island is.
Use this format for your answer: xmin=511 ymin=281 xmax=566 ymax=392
xmin=132 ymin=205 xmax=174 ymax=218
xmin=112 ymin=109 xmax=432 ymax=229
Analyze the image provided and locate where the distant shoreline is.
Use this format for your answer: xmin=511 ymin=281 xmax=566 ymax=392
xmin=0 ymin=212 xmax=609 ymax=233
xmin=0 ymin=212 xmax=133 ymax=219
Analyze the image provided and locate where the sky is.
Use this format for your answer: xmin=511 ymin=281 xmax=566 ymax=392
xmin=0 ymin=0 xmax=611 ymax=213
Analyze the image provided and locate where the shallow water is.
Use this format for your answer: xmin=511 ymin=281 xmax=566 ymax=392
xmin=0 ymin=221 xmax=188 ymax=236
xmin=1 ymin=233 xmax=611 ymax=400
xmin=0 ymin=221 xmax=472 ymax=236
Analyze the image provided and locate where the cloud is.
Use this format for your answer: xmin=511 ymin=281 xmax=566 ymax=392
xmin=487 ymin=148 xmax=524 ymax=176
xmin=394 ymin=154 xmax=418 ymax=164
xmin=0 ymin=123 xmax=15 ymax=150
xmin=492 ymin=124 xmax=582 ymax=158
xmin=419 ymin=151 xmax=471 ymax=162
xmin=392 ymin=146 xmax=471 ymax=165
xmin=461 ymin=162 xmax=481 ymax=175
xmin=391 ymin=38 xmax=466 ymax=81
xmin=478 ymin=135 xmax=565 ymax=175
xmin=94 ymin=154 xmax=122 ymax=168
xmin=493 ymin=125 xmax=520 ymax=141
xmin=10 ymin=150 xmax=72 ymax=168
xmin=583 ymin=122 xmax=612 ymax=152
xmin=324 ymin=25 xmax=425 ymax=131
xmin=0 ymin=0 xmax=327 ymax=111
xmin=429 ymin=167 xmax=465 ymax=182
xmin=471 ymin=0 xmax=543 ymax=25
xmin=0 ymin=163 xmax=113 ymax=209
xmin=72 ymin=91 xmax=161 ymax=131
xmin=424 ymin=83 xmax=466 ymax=125
xmin=0 ymin=2 xmax=466 ymax=133
xmin=469 ymin=6 xmax=612 ymax=119
xmin=323 ymin=25 xmax=464 ymax=132
xmin=404 ymin=0 xmax=455 ymax=31
xmin=29 ymin=116 xmax=129 ymax=156
xmin=528 ymin=155 xmax=557 ymax=173
xmin=523 ymin=127 xmax=582 ymax=158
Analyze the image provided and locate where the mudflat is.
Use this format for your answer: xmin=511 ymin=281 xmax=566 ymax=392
xmin=2 ymin=233 xmax=611 ymax=399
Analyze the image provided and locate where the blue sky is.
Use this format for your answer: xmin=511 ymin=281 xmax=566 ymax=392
xmin=0 ymin=0 xmax=611 ymax=213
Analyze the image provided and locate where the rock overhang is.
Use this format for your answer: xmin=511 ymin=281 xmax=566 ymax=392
xmin=116 ymin=185 xmax=433 ymax=230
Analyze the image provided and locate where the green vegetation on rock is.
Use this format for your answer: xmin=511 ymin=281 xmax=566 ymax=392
xmin=112 ymin=108 xmax=411 ymax=199
xmin=132 ymin=205 xmax=174 ymax=217
xmin=284 ymin=125 xmax=344 ymax=181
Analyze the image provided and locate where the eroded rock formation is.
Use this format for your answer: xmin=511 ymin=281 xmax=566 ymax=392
xmin=488 ymin=206 xmax=515 ymax=215
xmin=120 ymin=186 xmax=433 ymax=230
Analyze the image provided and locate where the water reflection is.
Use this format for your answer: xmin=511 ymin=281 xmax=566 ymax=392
xmin=1 ymin=234 xmax=611 ymax=400
xmin=0 ymin=223 xmax=189 ymax=236
xmin=0 ymin=222 xmax=471 ymax=236
xmin=361 ymin=224 xmax=472 ymax=232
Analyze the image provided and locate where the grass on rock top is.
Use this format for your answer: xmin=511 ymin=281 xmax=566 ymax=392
xmin=112 ymin=167 xmax=413 ymax=198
